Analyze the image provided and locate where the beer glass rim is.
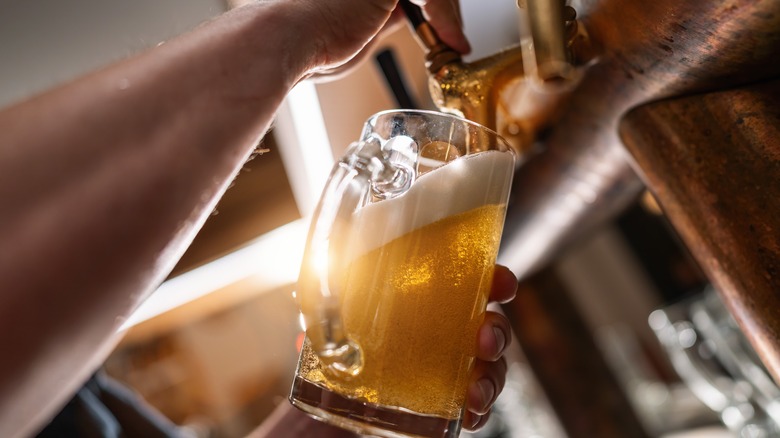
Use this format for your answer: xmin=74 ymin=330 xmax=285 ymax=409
xmin=366 ymin=109 xmax=514 ymax=154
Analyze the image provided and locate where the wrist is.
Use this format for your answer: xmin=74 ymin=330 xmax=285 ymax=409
xmin=238 ymin=1 xmax=326 ymax=84
xmin=242 ymin=0 xmax=397 ymax=78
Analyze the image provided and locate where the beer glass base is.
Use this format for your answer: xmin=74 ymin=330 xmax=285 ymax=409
xmin=289 ymin=376 xmax=462 ymax=438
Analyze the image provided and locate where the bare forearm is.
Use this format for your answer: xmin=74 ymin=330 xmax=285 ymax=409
xmin=0 ymin=3 xmax=315 ymax=436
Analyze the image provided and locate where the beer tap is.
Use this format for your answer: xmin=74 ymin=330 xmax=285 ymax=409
xmin=399 ymin=0 xmax=590 ymax=154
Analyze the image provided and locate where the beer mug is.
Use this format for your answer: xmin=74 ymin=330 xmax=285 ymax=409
xmin=289 ymin=110 xmax=516 ymax=437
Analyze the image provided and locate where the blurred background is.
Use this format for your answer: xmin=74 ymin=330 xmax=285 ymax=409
xmin=3 ymin=0 xmax=778 ymax=437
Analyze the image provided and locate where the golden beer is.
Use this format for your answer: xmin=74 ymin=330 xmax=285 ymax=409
xmin=298 ymin=202 xmax=506 ymax=419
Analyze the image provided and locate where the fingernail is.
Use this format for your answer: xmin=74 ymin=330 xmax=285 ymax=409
xmin=477 ymin=378 xmax=495 ymax=409
xmin=493 ymin=326 xmax=506 ymax=354
xmin=467 ymin=413 xmax=481 ymax=430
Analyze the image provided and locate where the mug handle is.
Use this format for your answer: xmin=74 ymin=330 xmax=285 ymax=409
xmin=297 ymin=138 xmax=414 ymax=377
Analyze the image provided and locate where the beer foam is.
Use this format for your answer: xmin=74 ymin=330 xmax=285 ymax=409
xmin=346 ymin=150 xmax=514 ymax=259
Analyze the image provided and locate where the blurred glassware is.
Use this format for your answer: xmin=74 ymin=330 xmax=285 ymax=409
xmin=650 ymin=287 xmax=780 ymax=437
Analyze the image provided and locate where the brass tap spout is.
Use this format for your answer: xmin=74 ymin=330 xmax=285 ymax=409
xmin=522 ymin=0 xmax=578 ymax=84
xmin=400 ymin=0 xmax=587 ymax=154
xmin=401 ymin=0 xmax=527 ymax=151
xmin=427 ymin=46 xmax=525 ymax=145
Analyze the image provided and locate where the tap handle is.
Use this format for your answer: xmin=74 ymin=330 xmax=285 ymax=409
xmin=397 ymin=0 xmax=461 ymax=73
xmin=398 ymin=0 xmax=426 ymax=29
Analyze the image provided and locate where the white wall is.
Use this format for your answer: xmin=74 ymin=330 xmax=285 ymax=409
xmin=460 ymin=0 xmax=522 ymax=61
xmin=0 ymin=0 xmax=224 ymax=107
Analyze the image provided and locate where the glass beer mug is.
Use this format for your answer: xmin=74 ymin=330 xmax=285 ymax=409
xmin=289 ymin=110 xmax=516 ymax=438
